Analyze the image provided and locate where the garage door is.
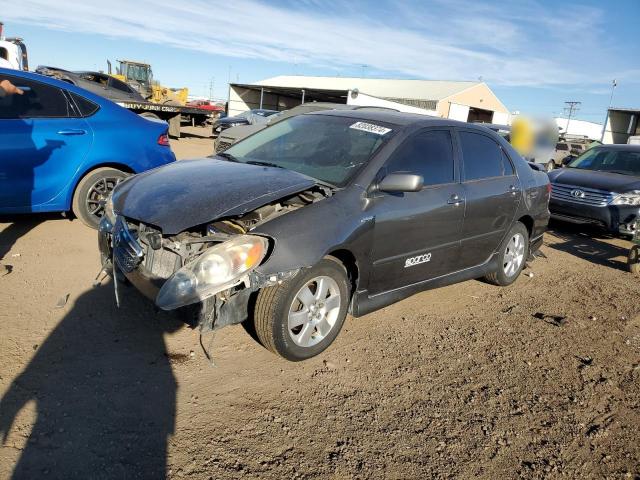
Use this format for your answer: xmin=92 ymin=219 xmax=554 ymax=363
xmin=448 ymin=103 xmax=470 ymax=121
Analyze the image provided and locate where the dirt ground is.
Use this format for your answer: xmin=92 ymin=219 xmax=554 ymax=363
xmin=1 ymin=126 xmax=639 ymax=479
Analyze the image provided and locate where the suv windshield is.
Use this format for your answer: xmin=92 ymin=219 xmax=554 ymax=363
xmin=568 ymin=148 xmax=640 ymax=176
xmin=223 ymin=115 xmax=393 ymax=186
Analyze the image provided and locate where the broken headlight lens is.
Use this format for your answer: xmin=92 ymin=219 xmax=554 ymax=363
xmin=155 ymin=235 xmax=269 ymax=310
xmin=612 ymin=191 xmax=640 ymax=206
xmin=104 ymin=194 xmax=116 ymax=225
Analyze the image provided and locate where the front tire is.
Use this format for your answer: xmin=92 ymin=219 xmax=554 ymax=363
xmin=628 ymin=245 xmax=640 ymax=274
xmin=484 ymin=222 xmax=529 ymax=286
xmin=545 ymin=160 xmax=556 ymax=172
xmin=72 ymin=167 xmax=128 ymax=229
xmin=253 ymin=257 xmax=350 ymax=361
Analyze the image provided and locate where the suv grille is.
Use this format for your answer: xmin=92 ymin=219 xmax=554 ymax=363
xmin=550 ymin=183 xmax=614 ymax=207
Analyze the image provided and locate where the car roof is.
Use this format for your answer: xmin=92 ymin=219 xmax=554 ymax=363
xmin=309 ymin=108 xmax=483 ymax=130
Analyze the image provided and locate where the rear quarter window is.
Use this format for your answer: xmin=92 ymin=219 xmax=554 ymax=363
xmin=69 ymin=92 xmax=100 ymax=117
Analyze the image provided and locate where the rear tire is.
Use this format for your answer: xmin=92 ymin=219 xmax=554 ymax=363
xmin=545 ymin=160 xmax=555 ymax=172
xmin=253 ymin=257 xmax=350 ymax=361
xmin=628 ymin=245 xmax=640 ymax=274
xmin=72 ymin=167 xmax=128 ymax=229
xmin=484 ymin=222 xmax=529 ymax=286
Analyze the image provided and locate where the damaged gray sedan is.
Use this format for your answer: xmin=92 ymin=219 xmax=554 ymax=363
xmin=99 ymin=110 xmax=550 ymax=361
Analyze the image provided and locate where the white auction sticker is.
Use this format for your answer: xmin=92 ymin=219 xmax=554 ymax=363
xmin=349 ymin=122 xmax=392 ymax=136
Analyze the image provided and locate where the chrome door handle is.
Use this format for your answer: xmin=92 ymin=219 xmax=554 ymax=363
xmin=57 ymin=129 xmax=87 ymax=136
xmin=447 ymin=194 xmax=463 ymax=206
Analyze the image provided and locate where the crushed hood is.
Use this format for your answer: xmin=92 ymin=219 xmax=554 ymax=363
xmin=112 ymin=158 xmax=316 ymax=234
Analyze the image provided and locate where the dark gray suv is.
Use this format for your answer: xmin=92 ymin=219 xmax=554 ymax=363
xmin=99 ymin=111 xmax=550 ymax=361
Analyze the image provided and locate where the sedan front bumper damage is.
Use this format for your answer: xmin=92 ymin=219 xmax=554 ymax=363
xmin=98 ymin=216 xmax=299 ymax=333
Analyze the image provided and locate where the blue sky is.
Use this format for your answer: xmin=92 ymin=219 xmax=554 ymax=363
xmin=2 ymin=0 xmax=638 ymax=122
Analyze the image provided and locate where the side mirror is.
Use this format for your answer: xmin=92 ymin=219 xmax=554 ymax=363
xmin=561 ymin=155 xmax=574 ymax=166
xmin=378 ymin=173 xmax=423 ymax=193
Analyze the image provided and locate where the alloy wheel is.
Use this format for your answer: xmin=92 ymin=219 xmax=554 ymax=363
xmin=85 ymin=177 xmax=122 ymax=220
xmin=288 ymin=276 xmax=341 ymax=348
xmin=503 ymin=232 xmax=525 ymax=277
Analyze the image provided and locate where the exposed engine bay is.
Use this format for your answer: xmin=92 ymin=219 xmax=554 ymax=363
xmin=103 ymin=186 xmax=331 ymax=335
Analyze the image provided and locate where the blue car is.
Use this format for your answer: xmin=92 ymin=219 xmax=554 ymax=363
xmin=0 ymin=67 xmax=175 ymax=228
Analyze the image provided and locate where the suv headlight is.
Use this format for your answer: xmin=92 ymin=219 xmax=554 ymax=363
xmin=156 ymin=235 xmax=269 ymax=310
xmin=612 ymin=191 xmax=640 ymax=206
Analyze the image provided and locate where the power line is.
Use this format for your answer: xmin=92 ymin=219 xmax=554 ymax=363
xmin=562 ymin=101 xmax=581 ymax=134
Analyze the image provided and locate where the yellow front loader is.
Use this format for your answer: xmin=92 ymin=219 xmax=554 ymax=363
xmin=108 ymin=59 xmax=188 ymax=105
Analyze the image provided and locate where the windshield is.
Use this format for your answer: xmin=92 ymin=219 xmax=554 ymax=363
xmin=122 ymin=63 xmax=150 ymax=83
xmin=567 ymin=148 xmax=640 ymax=176
xmin=223 ymin=115 xmax=393 ymax=186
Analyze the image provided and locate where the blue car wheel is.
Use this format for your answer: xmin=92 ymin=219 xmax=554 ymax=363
xmin=72 ymin=167 xmax=129 ymax=229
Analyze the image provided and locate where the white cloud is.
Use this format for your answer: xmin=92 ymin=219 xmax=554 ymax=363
xmin=2 ymin=0 xmax=635 ymax=87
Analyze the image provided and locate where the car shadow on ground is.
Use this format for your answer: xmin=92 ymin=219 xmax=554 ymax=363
xmin=0 ymin=283 xmax=183 ymax=478
xmin=546 ymin=221 xmax=630 ymax=272
xmin=0 ymin=214 xmax=62 ymax=264
xmin=176 ymin=130 xmax=212 ymax=140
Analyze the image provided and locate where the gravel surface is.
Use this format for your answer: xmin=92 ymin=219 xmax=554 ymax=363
xmin=1 ymin=127 xmax=638 ymax=479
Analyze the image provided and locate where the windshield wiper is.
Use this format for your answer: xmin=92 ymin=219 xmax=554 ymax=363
xmin=245 ymin=160 xmax=284 ymax=169
xmin=217 ymin=152 xmax=239 ymax=162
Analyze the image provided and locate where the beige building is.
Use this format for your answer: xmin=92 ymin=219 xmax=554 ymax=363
xmin=228 ymin=75 xmax=510 ymax=124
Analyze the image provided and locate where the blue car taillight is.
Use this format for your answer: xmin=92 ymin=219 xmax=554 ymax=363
xmin=157 ymin=133 xmax=170 ymax=146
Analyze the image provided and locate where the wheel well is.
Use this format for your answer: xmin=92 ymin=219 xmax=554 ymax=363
xmin=326 ymin=249 xmax=359 ymax=294
xmin=69 ymin=163 xmax=135 ymax=209
xmin=517 ymin=215 xmax=534 ymax=237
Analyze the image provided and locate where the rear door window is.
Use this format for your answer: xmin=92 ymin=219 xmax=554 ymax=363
xmin=0 ymin=75 xmax=70 ymax=119
xmin=386 ymin=130 xmax=455 ymax=186
xmin=459 ymin=130 xmax=511 ymax=181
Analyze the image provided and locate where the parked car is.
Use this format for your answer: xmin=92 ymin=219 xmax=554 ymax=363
xmin=214 ymin=103 xmax=398 ymax=153
xmin=35 ymin=66 xmax=145 ymax=103
xmin=211 ymin=109 xmax=278 ymax=137
xmin=548 ymin=144 xmax=640 ymax=236
xmin=0 ymin=67 xmax=175 ymax=228
xmin=185 ymin=99 xmax=224 ymax=113
xmin=99 ymin=110 xmax=550 ymax=361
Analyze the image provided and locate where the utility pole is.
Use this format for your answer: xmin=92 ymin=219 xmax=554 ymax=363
xmin=208 ymin=76 xmax=215 ymax=102
xmin=563 ymin=101 xmax=581 ymax=136
xmin=600 ymin=79 xmax=617 ymax=142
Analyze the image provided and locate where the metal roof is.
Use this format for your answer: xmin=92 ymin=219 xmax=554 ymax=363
xmin=608 ymin=107 xmax=640 ymax=113
xmin=250 ymin=75 xmax=481 ymax=102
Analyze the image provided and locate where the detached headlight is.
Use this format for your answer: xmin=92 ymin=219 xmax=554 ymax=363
xmin=156 ymin=235 xmax=269 ymax=310
xmin=612 ymin=191 xmax=640 ymax=206
xmin=104 ymin=194 xmax=116 ymax=224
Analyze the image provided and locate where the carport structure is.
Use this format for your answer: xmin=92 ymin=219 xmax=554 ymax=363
xmin=227 ymin=75 xmax=510 ymax=123
xmin=602 ymin=108 xmax=640 ymax=144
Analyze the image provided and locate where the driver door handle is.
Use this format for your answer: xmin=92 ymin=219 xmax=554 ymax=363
xmin=447 ymin=194 xmax=464 ymax=206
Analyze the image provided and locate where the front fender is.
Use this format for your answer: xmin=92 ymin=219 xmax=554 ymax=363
xmin=253 ymin=187 xmax=374 ymax=287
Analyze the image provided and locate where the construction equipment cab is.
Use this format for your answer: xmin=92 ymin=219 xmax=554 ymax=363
xmin=108 ymin=59 xmax=187 ymax=105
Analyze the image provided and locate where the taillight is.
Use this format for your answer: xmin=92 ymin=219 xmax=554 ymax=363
xmin=158 ymin=133 xmax=170 ymax=146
